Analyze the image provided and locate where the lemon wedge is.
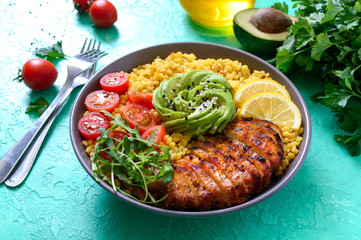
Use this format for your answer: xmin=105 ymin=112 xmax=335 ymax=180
xmin=240 ymin=92 xmax=302 ymax=130
xmin=234 ymin=79 xmax=291 ymax=107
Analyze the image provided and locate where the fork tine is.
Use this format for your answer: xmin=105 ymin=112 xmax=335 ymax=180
xmin=86 ymin=39 xmax=93 ymax=52
xmin=80 ymin=38 xmax=88 ymax=53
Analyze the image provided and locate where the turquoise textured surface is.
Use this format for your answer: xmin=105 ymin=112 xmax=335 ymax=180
xmin=1 ymin=0 xmax=360 ymax=239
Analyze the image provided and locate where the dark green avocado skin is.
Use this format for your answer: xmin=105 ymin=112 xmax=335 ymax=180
xmin=233 ymin=19 xmax=283 ymax=54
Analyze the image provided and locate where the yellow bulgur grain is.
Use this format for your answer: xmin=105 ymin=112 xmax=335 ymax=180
xmin=82 ymin=52 xmax=303 ymax=175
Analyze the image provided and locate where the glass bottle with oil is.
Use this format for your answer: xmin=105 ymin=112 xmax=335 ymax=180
xmin=179 ymin=0 xmax=255 ymax=27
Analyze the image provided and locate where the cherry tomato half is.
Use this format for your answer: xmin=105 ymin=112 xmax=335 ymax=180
xmin=100 ymin=72 xmax=129 ymax=94
xmin=141 ymin=125 xmax=165 ymax=144
xmin=109 ymin=130 xmax=130 ymax=141
xmin=122 ymin=103 xmax=156 ymax=134
xmin=100 ymin=130 xmax=130 ymax=160
xmin=73 ymin=0 xmax=94 ymax=12
xmin=89 ymin=0 xmax=117 ymax=28
xmin=127 ymin=92 xmax=154 ymax=110
xmin=21 ymin=58 xmax=58 ymax=91
xmin=78 ymin=111 xmax=110 ymax=140
xmin=85 ymin=90 xmax=120 ymax=112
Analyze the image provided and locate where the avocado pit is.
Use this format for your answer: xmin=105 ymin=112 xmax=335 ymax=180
xmin=233 ymin=8 xmax=297 ymax=54
xmin=250 ymin=8 xmax=292 ymax=34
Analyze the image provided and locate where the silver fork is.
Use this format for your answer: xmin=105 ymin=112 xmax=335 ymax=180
xmin=0 ymin=38 xmax=107 ymax=185
xmin=4 ymin=65 xmax=97 ymax=187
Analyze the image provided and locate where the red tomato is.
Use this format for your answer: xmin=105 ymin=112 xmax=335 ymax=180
xmin=73 ymin=0 xmax=94 ymax=12
xmin=141 ymin=125 xmax=165 ymax=144
xmin=89 ymin=0 xmax=117 ymax=28
xmin=100 ymin=72 xmax=129 ymax=94
xmin=109 ymin=130 xmax=130 ymax=141
xmin=21 ymin=58 xmax=58 ymax=91
xmin=85 ymin=90 xmax=120 ymax=112
xmin=78 ymin=111 xmax=110 ymax=140
xmin=127 ymin=92 xmax=154 ymax=109
xmin=122 ymin=103 xmax=156 ymax=134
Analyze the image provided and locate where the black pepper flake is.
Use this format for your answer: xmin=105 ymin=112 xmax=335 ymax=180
xmin=162 ymin=95 xmax=165 ymax=98
xmin=185 ymin=116 xmax=188 ymax=120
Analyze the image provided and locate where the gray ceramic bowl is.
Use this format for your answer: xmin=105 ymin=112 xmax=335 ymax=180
xmin=70 ymin=42 xmax=311 ymax=217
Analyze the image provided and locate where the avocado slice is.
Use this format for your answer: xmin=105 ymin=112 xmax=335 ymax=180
xmin=233 ymin=8 xmax=297 ymax=54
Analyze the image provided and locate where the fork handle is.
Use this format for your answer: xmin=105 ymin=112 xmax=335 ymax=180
xmin=4 ymin=86 xmax=73 ymax=187
xmin=0 ymin=75 xmax=76 ymax=184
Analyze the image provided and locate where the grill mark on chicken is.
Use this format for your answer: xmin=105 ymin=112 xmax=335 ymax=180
xmin=165 ymin=163 xmax=200 ymax=210
xmin=251 ymin=119 xmax=284 ymax=145
xmin=178 ymin=157 xmax=230 ymax=209
xmin=224 ymin=119 xmax=283 ymax=172
xmin=196 ymin=137 xmax=255 ymax=195
xmin=188 ymin=151 xmax=234 ymax=207
xmin=175 ymin=160 xmax=213 ymax=210
xmin=191 ymin=141 xmax=244 ymax=205
xmin=153 ymin=119 xmax=285 ymax=210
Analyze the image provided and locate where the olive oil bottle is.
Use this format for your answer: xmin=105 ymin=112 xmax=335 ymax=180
xmin=179 ymin=0 xmax=255 ymax=27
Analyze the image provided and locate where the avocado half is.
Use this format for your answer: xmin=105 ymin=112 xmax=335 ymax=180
xmin=233 ymin=8 xmax=297 ymax=54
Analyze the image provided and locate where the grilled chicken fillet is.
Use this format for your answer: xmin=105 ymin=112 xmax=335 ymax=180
xmin=158 ymin=118 xmax=284 ymax=211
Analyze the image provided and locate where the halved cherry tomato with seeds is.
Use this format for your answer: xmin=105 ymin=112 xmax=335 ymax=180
xmin=85 ymin=90 xmax=120 ymax=112
xmin=122 ymin=103 xmax=156 ymax=134
xmin=100 ymin=72 xmax=129 ymax=94
xmin=78 ymin=111 xmax=110 ymax=140
xmin=127 ymin=92 xmax=154 ymax=109
xmin=141 ymin=125 xmax=165 ymax=144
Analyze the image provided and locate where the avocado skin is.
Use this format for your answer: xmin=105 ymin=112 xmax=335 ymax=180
xmin=233 ymin=18 xmax=283 ymax=54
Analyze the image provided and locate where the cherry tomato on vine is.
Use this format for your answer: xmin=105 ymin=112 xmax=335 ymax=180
xmin=18 ymin=58 xmax=58 ymax=91
xmin=127 ymin=92 xmax=154 ymax=110
xmin=85 ymin=90 xmax=120 ymax=112
xmin=78 ymin=111 xmax=110 ymax=140
xmin=122 ymin=103 xmax=156 ymax=134
xmin=100 ymin=72 xmax=129 ymax=94
xmin=141 ymin=125 xmax=165 ymax=144
xmin=73 ymin=0 xmax=95 ymax=12
xmin=89 ymin=0 xmax=117 ymax=28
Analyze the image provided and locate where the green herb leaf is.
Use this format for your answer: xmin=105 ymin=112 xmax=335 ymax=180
xmin=311 ymin=33 xmax=334 ymax=61
xmin=276 ymin=48 xmax=296 ymax=72
xmin=91 ymin=111 xmax=173 ymax=203
xmin=34 ymin=41 xmax=66 ymax=61
xmin=276 ymin=0 xmax=361 ymax=155
xmin=322 ymin=0 xmax=341 ymax=23
xmin=25 ymin=96 xmax=50 ymax=116
xmin=271 ymin=2 xmax=289 ymax=14
xmin=334 ymin=134 xmax=361 ymax=156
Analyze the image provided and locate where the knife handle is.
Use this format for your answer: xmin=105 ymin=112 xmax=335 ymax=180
xmin=4 ymin=107 xmax=56 ymax=187
xmin=0 ymin=80 xmax=73 ymax=184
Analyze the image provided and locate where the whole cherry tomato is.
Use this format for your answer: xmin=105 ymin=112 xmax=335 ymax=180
xmin=21 ymin=58 xmax=58 ymax=91
xmin=89 ymin=0 xmax=117 ymax=28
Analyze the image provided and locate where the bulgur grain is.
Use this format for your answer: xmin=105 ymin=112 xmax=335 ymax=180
xmin=83 ymin=52 xmax=303 ymax=175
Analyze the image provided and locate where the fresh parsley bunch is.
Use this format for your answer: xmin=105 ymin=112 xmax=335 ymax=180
xmin=275 ymin=0 xmax=361 ymax=156
xmin=91 ymin=111 xmax=174 ymax=204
